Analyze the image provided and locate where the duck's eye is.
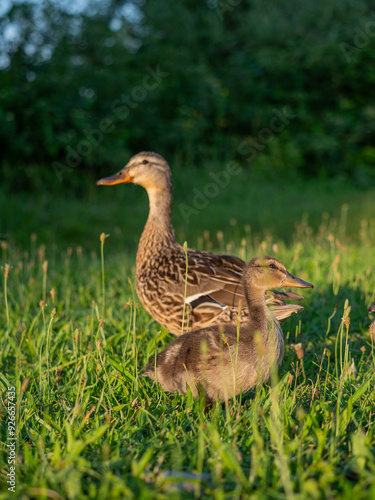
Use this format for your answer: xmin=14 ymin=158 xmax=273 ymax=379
xmin=142 ymin=159 xmax=149 ymax=164
xmin=269 ymin=263 xmax=277 ymax=270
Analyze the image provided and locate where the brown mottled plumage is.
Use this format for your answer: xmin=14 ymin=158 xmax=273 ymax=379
xmin=369 ymin=301 xmax=375 ymax=339
xmin=143 ymin=256 xmax=313 ymax=402
xmin=97 ymin=152 xmax=308 ymax=335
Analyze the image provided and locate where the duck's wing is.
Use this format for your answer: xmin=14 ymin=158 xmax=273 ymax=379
xmin=182 ymin=250 xmax=303 ymax=325
xmin=270 ymin=303 xmax=304 ymax=320
xmin=185 ymin=250 xmax=303 ymax=307
xmin=184 ymin=251 xmax=246 ymax=309
xmin=137 ymin=249 xmax=304 ymax=335
xmin=271 ymin=289 xmax=305 ymax=304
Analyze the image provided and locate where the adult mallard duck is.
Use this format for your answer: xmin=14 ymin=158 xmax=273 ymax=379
xmin=97 ymin=152 xmax=309 ymax=335
xmin=142 ymin=256 xmax=313 ymax=402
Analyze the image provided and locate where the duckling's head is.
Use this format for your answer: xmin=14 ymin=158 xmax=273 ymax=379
xmin=369 ymin=301 xmax=375 ymax=313
xmin=96 ymin=151 xmax=172 ymax=191
xmin=243 ymin=256 xmax=313 ymax=292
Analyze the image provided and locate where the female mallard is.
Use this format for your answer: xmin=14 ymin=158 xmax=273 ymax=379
xmin=143 ymin=256 xmax=313 ymax=402
xmin=97 ymin=152 xmax=308 ymax=335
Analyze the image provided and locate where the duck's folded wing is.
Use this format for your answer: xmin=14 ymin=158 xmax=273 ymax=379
xmin=184 ymin=251 xmax=245 ymax=308
xmin=183 ymin=251 xmax=303 ymax=320
xmin=271 ymin=304 xmax=304 ymax=320
xmin=141 ymin=250 xmax=305 ymax=332
xmin=271 ymin=289 xmax=304 ymax=304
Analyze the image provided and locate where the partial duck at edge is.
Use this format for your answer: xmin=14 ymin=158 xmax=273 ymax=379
xmin=369 ymin=301 xmax=375 ymax=338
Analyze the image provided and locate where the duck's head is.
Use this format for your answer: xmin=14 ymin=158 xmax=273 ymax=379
xmin=244 ymin=256 xmax=314 ymax=291
xmin=369 ymin=301 xmax=375 ymax=313
xmin=96 ymin=151 xmax=172 ymax=191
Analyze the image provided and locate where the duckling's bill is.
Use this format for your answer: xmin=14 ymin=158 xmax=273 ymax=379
xmin=368 ymin=301 xmax=375 ymax=313
xmin=281 ymin=272 xmax=313 ymax=289
xmin=96 ymin=169 xmax=134 ymax=185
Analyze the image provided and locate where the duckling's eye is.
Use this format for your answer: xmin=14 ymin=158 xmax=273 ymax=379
xmin=269 ymin=263 xmax=277 ymax=270
xmin=142 ymin=159 xmax=149 ymax=164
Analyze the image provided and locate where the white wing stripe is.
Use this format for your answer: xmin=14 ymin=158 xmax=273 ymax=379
xmin=185 ymin=290 xmax=220 ymax=304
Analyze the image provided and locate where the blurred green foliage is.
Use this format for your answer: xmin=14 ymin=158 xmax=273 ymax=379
xmin=1 ymin=0 xmax=375 ymax=191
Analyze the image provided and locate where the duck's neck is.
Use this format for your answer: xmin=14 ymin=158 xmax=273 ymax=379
xmin=244 ymin=283 xmax=284 ymax=366
xmin=136 ymin=185 xmax=178 ymax=272
xmin=244 ymin=284 xmax=271 ymax=334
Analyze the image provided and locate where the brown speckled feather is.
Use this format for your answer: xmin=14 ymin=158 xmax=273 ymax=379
xmin=369 ymin=301 xmax=375 ymax=339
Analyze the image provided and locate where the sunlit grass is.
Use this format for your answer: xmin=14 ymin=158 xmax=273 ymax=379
xmin=1 ymin=206 xmax=375 ymax=499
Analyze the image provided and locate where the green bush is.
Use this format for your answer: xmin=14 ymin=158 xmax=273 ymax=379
xmin=1 ymin=0 xmax=375 ymax=191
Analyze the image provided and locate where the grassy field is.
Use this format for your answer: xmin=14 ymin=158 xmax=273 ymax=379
xmin=1 ymin=174 xmax=375 ymax=499
xmin=2 ymin=166 xmax=375 ymax=252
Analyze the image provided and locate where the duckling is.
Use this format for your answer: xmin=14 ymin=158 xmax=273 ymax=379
xmin=143 ymin=256 xmax=313 ymax=403
xmin=97 ymin=152 xmax=308 ymax=335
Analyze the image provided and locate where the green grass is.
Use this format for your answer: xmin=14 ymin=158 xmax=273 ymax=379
xmin=2 ymin=168 xmax=375 ymax=252
xmin=1 ymin=177 xmax=375 ymax=499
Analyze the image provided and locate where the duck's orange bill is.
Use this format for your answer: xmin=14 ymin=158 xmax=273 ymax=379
xmin=368 ymin=301 xmax=375 ymax=313
xmin=282 ymin=272 xmax=313 ymax=289
xmin=96 ymin=170 xmax=134 ymax=185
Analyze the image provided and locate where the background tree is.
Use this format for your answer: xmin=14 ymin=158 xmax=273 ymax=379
xmin=1 ymin=0 xmax=375 ymax=191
